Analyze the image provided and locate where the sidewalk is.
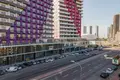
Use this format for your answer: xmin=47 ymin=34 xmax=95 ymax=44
xmin=109 ymin=67 xmax=120 ymax=80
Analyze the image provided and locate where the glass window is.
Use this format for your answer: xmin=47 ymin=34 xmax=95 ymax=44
xmin=33 ymin=3 xmax=35 ymax=7
xmin=22 ymin=23 xmax=26 ymax=27
xmin=33 ymin=9 xmax=36 ymax=12
xmin=27 ymin=18 xmax=30 ymax=22
xmin=16 ymin=22 xmax=20 ymax=26
xmin=27 ymin=12 xmax=30 ymax=16
xmin=37 ymin=10 xmax=39 ymax=13
xmin=27 ymin=7 xmax=31 ymax=11
xmin=33 ymin=14 xmax=36 ymax=17
xmin=22 ymin=17 xmax=26 ymax=21
xmin=33 ymin=19 xmax=36 ymax=23
xmin=22 ymin=11 xmax=26 ymax=15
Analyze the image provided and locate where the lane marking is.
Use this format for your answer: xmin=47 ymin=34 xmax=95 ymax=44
xmin=73 ymin=70 xmax=78 ymax=74
xmin=63 ymin=74 xmax=69 ymax=78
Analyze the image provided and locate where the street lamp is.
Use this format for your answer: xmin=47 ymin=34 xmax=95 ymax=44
xmin=70 ymin=60 xmax=82 ymax=80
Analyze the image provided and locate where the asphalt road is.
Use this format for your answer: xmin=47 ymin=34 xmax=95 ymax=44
xmin=0 ymin=49 xmax=116 ymax=80
xmin=32 ymin=48 xmax=120 ymax=80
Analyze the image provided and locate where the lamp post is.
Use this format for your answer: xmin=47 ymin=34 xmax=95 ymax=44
xmin=70 ymin=60 xmax=82 ymax=80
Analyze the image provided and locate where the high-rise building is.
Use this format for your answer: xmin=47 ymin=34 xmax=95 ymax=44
xmin=0 ymin=0 xmax=53 ymax=44
xmin=89 ymin=26 xmax=92 ymax=34
xmin=83 ymin=26 xmax=87 ymax=34
xmin=53 ymin=0 xmax=83 ymax=41
xmin=108 ymin=24 xmax=113 ymax=39
xmin=113 ymin=14 xmax=120 ymax=38
xmin=96 ymin=26 xmax=99 ymax=38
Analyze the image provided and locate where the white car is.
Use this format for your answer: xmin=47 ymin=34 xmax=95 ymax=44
xmin=6 ymin=66 xmax=18 ymax=72
xmin=75 ymin=53 xmax=79 ymax=55
xmin=45 ymin=58 xmax=54 ymax=62
xmin=106 ymin=68 xmax=114 ymax=74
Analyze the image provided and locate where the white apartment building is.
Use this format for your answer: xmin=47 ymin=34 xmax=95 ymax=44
xmin=53 ymin=0 xmax=83 ymax=41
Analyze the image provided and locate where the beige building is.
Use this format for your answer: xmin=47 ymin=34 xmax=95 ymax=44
xmin=113 ymin=14 xmax=120 ymax=38
xmin=108 ymin=24 xmax=113 ymax=39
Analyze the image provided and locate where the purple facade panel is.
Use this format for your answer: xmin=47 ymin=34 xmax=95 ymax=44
xmin=0 ymin=0 xmax=52 ymax=44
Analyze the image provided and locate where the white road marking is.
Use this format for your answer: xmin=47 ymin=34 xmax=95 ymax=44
xmin=63 ymin=74 xmax=69 ymax=78
xmin=73 ymin=70 xmax=78 ymax=73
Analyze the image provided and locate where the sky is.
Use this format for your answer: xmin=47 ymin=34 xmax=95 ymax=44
xmin=82 ymin=0 xmax=120 ymax=38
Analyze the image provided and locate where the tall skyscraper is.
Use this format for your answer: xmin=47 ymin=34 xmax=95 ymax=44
xmin=83 ymin=26 xmax=87 ymax=34
xmin=53 ymin=0 xmax=83 ymax=41
xmin=96 ymin=26 xmax=99 ymax=38
xmin=113 ymin=14 xmax=120 ymax=38
xmin=89 ymin=26 xmax=92 ymax=34
xmin=0 ymin=0 xmax=53 ymax=44
xmin=108 ymin=24 xmax=113 ymax=38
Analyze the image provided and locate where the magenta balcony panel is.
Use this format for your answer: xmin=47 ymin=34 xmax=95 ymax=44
xmin=64 ymin=0 xmax=82 ymax=37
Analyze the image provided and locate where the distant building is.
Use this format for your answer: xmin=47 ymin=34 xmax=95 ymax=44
xmin=113 ymin=14 xmax=120 ymax=38
xmin=90 ymin=26 xmax=92 ymax=34
xmin=108 ymin=24 xmax=113 ymax=41
xmin=96 ymin=26 xmax=99 ymax=38
xmin=83 ymin=26 xmax=87 ymax=34
xmin=82 ymin=34 xmax=97 ymax=40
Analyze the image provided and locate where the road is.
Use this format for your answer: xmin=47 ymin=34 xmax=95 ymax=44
xmin=31 ymin=48 xmax=120 ymax=80
xmin=0 ymin=48 xmax=118 ymax=80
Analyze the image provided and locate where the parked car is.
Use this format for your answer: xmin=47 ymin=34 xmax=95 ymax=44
xmin=22 ymin=62 xmax=33 ymax=67
xmin=45 ymin=58 xmax=54 ymax=62
xmin=100 ymin=72 xmax=109 ymax=78
xmin=14 ymin=64 xmax=26 ymax=69
xmin=0 ymin=70 xmax=5 ymax=75
xmin=75 ymin=53 xmax=79 ymax=55
xmin=31 ymin=61 xmax=37 ymax=65
xmin=6 ymin=66 xmax=18 ymax=72
xmin=35 ymin=60 xmax=40 ymax=64
xmin=105 ymin=68 xmax=114 ymax=74
xmin=38 ymin=59 xmax=46 ymax=63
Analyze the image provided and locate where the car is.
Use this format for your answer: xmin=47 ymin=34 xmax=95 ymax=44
xmin=35 ymin=60 xmax=40 ymax=64
xmin=54 ymin=56 xmax=59 ymax=60
xmin=75 ymin=53 xmax=79 ymax=55
xmin=38 ymin=59 xmax=46 ymax=63
xmin=0 ymin=70 xmax=5 ymax=75
xmin=22 ymin=62 xmax=33 ymax=67
xmin=105 ymin=68 xmax=114 ymax=74
xmin=31 ymin=61 xmax=37 ymax=65
xmin=14 ymin=64 xmax=26 ymax=69
xmin=6 ymin=66 xmax=18 ymax=72
xmin=111 ymin=65 xmax=118 ymax=71
xmin=100 ymin=72 xmax=109 ymax=78
xmin=45 ymin=58 xmax=54 ymax=62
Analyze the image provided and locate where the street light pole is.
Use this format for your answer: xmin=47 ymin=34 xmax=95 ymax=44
xmin=70 ymin=60 xmax=82 ymax=80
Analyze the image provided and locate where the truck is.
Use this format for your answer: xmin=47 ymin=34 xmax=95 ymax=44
xmin=112 ymin=55 xmax=120 ymax=65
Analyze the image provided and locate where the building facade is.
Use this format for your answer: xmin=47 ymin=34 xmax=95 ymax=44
xmin=83 ymin=26 xmax=87 ymax=34
xmin=53 ymin=0 xmax=83 ymax=41
xmin=113 ymin=14 xmax=120 ymax=38
xmin=96 ymin=26 xmax=99 ymax=38
xmin=0 ymin=41 xmax=88 ymax=65
xmin=0 ymin=0 xmax=53 ymax=45
xmin=89 ymin=26 xmax=92 ymax=34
